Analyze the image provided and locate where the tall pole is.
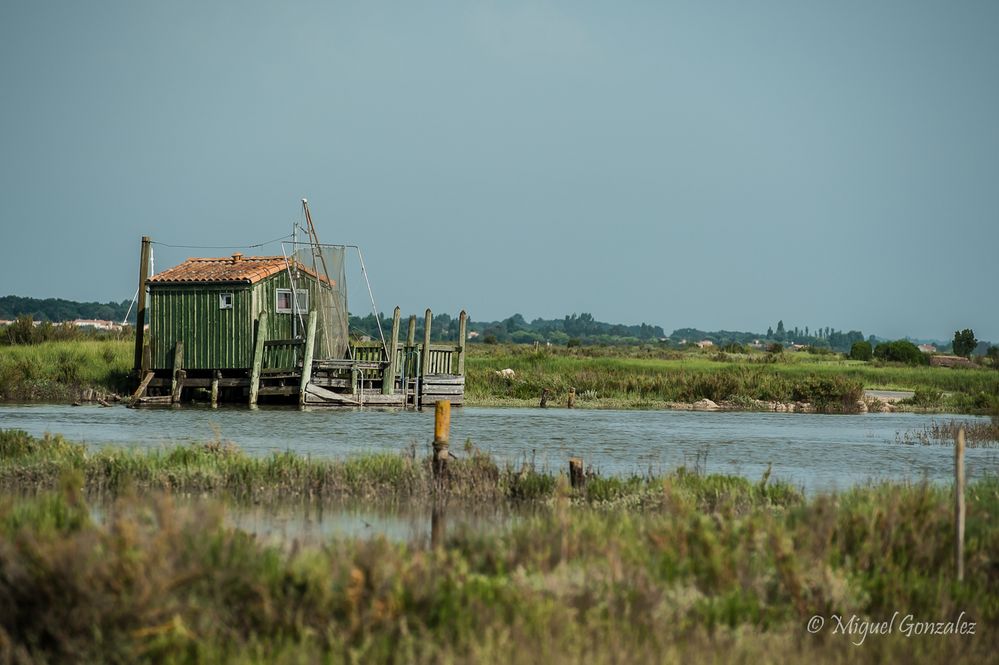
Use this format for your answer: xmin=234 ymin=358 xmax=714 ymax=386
xmin=133 ymin=236 xmax=151 ymax=374
xmin=383 ymin=307 xmax=401 ymax=395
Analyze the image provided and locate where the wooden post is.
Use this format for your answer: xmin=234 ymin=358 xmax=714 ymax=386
xmin=407 ymin=315 xmax=417 ymax=346
xmin=955 ymin=427 xmax=966 ymax=582
xmin=170 ymin=341 xmax=184 ymax=404
xmin=299 ymin=310 xmax=318 ymax=407
xmin=422 ymin=309 xmax=433 ymax=377
xmin=171 ymin=370 xmax=186 ymax=404
xmin=457 ymin=310 xmax=468 ymax=376
xmin=433 ymin=399 xmax=450 ymax=482
xmin=210 ymin=370 xmax=220 ymax=408
xmin=249 ymin=311 xmax=268 ymax=407
xmin=384 ymin=307 xmax=401 ymax=395
xmin=569 ymin=457 xmax=585 ymax=489
xmin=539 ymin=389 xmax=550 ymax=408
xmin=567 ymin=387 xmax=576 ymax=409
xmin=133 ymin=236 xmax=151 ymax=373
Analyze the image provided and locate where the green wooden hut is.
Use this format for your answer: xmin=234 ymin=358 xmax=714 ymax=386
xmin=146 ymin=252 xmax=347 ymax=372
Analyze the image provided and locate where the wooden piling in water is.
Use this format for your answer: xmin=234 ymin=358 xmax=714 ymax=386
xmin=210 ymin=371 xmax=220 ymax=408
xmin=170 ymin=341 xmax=184 ymax=404
xmin=298 ymin=311 xmax=318 ymax=407
xmin=569 ymin=457 xmax=585 ymax=489
xmin=567 ymin=387 xmax=576 ymax=409
xmin=955 ymin=426 xmax=966 ymax=582
xmin=384 ymin=307 xmax=401 ymax=395
xmin=422 ymin=309 xmax=433 ymax=378
xmin=433 ymin=400 xmax=450 ymax=482
xmin=249 ymin=311 xmax=268 ymax=407
xmin=539 ymin=389 xmax=550 ymax=408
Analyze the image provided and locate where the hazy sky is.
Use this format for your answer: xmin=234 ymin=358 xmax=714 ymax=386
xmin=1 ymin=1 xmax=997 ymax=340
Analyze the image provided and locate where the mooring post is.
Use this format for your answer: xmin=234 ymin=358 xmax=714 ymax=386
xmin=210 ymin=370 xmax=220 ymax=408
xmin=170 ymin=341 xmax=184 ymax=404
xmin=299 ymin=310 xmax=318 ymax=407
xmin=384 ymin=306 xmax=401 ymax=395
xmin=569 ymin=457 xmax=585 ymax=490
xmin=433 ymin=399 xmax=450 ymax=483
xmin=133 ymin=236 xmax=151 ymax=374
xmin=407 ymin=314 xmax=417 ymax=347
xmin=457 ymin=310 xmax=468 ymax=376
xmin=249 ymin=311 xmax=268 ymax=407
xmin=539 ymin=389 xmax=550 ymax=408
xmin=422 ymin=308 xmax=433 ymax=376
xmin=406 ymin=314 xmax=417 ymax=401
xmin=955 ymin=426 xmax=966 ymax=582
xmin=567 ymin=387 xmax=576 ymax=409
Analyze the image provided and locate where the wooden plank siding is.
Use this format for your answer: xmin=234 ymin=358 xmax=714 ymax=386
xmin=149 ymin=285 xmax=253 ymax=370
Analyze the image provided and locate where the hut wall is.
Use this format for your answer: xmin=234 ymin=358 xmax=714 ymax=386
xmin=251 ymin=271 xmax=335 ymax=367
xmin=149 ymin=285 xmax=253 ymax=370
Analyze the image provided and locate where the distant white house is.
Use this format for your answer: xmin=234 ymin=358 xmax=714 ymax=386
xmin=918 ymin=344 xmax=937 ymax=354
xmin=696 ymin=340 xmax=714 ymax=349
xmin=467 ymin=331 xmax=479 ymax=339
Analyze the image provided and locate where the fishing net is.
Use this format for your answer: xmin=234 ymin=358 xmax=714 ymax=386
xmin=290 ymin=244 xmax=349 ymax=359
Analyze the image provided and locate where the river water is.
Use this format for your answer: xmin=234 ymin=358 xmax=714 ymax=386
xmin=1 ymin=404 xmax=996 ymax=494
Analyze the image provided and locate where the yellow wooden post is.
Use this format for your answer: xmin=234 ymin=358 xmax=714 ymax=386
xmin=433 ymin=399 xmax=450 ymax=481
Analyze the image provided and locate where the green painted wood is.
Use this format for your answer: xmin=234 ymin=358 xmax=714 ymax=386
xmin=299 ymin=310 xmax=318 ymax=407
xmin=149 ymin=285 xmax=252 ymax=370
xmin=249 ymin=310 xmax=268 ymax=407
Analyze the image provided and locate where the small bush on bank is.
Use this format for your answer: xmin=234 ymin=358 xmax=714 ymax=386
xmin=849 ymin=340 xmax=873 ymax=361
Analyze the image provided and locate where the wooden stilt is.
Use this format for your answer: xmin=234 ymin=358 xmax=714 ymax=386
xmin=384 ymin=307 xmax=401 ymax=395
xmin=299 ymin=310 xmax=318 ymax=407
xmin=249 ymin=311 xmax=268 ymax=407
xmin=170 ymin=341 xmax=184 ymax=404
xmin=210 ymin=371 xmax=220 ymax=408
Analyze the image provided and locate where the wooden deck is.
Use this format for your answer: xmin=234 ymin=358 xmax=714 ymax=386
xmin=131 ymin=307 xmax=467 ymax=409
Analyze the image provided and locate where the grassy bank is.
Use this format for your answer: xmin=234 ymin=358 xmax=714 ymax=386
xmin=466 ymin=345 xmax=999 ymax=413
xmin=0 ymin=339 xmax=132 ymax=402
xmin=0 ymin=432 xmax=995 ymax=663
xmin=1 ymin=340 xmax=997 ymax=414
xmin=0 ymin=430 xmax=801 ymax=508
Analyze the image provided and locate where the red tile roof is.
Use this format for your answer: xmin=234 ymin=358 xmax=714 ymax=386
xmin=148 ymin=255 xmax=333 ymax=286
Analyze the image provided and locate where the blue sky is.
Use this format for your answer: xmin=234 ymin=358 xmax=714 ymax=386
xmin=1 ymin=1 xmax=997 ymax=340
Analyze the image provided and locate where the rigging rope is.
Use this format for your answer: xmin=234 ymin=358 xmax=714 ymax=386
xmin=149 ymin=233 xmax=293 ymax=250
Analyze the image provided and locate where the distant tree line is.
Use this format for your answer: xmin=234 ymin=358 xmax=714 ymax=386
xmin=0 ymin=296 xmax=133 ymax=324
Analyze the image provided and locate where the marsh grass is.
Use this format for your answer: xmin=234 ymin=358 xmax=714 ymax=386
xmin=0 ymin=430 xmax=803 ymax=511
xmin=895 ymin=418 xmax=999 ymax=447
xmin=0 ymin=339 xmax=132 ymax=401
xmin=0 ymin=468 xmax=995 ymax=663
xmin=467 ymin=345 xmax=999 ymax=413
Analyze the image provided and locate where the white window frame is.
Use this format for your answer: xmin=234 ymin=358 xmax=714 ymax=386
xmin=219 ymin=292 xmax=234 ymax=310
xmin=276 ymin=288 xmax=309 ymax=314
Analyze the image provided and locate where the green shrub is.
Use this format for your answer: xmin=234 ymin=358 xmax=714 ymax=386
xmin=849 ymin=340 xmax=873 ymax=361
xmin=873 ymin=340 xmax=928 ymax=365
